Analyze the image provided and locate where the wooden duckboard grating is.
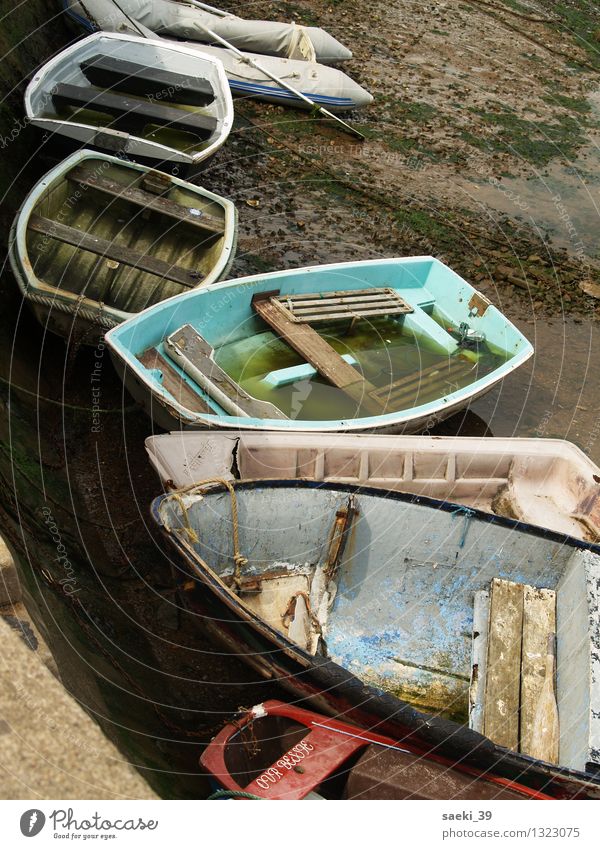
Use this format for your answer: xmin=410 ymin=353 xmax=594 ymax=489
xmin=370 ymin=358 xmax=476 ymax=410
xmin=271 ymin=288 xmax=413 ymax=324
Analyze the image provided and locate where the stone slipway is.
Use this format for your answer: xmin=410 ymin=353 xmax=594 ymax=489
xmin=0 ymin=613 xmax=157 ymax=799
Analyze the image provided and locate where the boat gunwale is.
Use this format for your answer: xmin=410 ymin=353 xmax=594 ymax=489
xmin=150 ymin=477 xmax=600 ymax=791
xmin=106 ymin=256 xmax=534 ymax=431
xmin=9 ymin=148 xmax=238 ymax=323
xmin=24 ymin=31 xmax=234 ymax=165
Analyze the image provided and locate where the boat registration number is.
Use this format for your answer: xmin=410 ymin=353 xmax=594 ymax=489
xmin=254 ymin=740 xmax=315 ymax=790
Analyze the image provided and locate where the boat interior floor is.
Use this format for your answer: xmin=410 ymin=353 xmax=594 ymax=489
xmin=26 ymin=161 xmax=227 ymax=313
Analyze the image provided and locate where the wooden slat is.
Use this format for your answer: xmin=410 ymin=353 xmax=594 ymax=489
xmin=165 ymin=324 xmax=288 ymax=420
xmin=137 ymin=348 xmax=214 ymax=415
xmin=469 ymin=590 xmax=490 ymax=734
xmin=52 ymin=83 xmax=217 ymax=138
xmin=520 ymin=586 xmax=556 ymax=758
xmin=28 ymin=215 xmax=202 ymax=289
xmin=273 ymin=287 xmax=413 ymax=324
xmin=483 ymin=578 xmax=524 ymax=751
xmin=290 ymin=306 xmax=409 ymax=322
xmin=370 ymin=358 xmax=470 ymax=401
xmin=80 ymin=54 xmax=215 ymax=107
xmin=253 ymin=294 xmax=384 ymax=416
xmin=68 ymin=166 xmax=224 ymax=238
xmin=377 ymin=363 xmax=475 ymax=410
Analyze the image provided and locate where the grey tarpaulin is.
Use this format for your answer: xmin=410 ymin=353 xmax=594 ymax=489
xmin=82 ymin=0 xmax=352 ymax=63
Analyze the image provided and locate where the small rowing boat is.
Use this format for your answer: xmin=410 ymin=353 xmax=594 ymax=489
xmin=26 ymin=31 xmax=233 ymax=169
xmin=144 ymin=431 xmax=600 ymax=543
xmin=9 ymin=150 xmax=237 ymax=340
xmin=152 ymin=478 xmax=600 ymax=798
xmin=106 ymin=257 xmax=533 ymax=434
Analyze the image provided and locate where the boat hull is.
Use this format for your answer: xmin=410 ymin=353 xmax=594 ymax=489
xmin=145 ymin=431 xmax=600 ymax=543
xmin=151 ymin=480 xmax=600 ymax=799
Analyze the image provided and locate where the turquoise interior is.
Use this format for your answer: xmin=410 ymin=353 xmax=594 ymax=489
xmin=108 ymin=258 xmax=533 ymax=428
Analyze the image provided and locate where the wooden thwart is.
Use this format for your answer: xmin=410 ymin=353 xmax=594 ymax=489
xmin=271 ymin=288 xmax=413 ymax=324
xmin=165 ymin=324 xmax=288 ymax=419
xmin=68 ymin=165 xmax=224 ymax=238
xmin=473 ymin=578 xmax=558 ymax=761
xmin=28 ymin=215 xmax=203 ymax=288
xmin=79 ymin=54 xmax=215 ymax=107
xmin=52 ymin=83 xmax=217 ymax=138
xmin=253 ymin=292 xmax=384 ymax=416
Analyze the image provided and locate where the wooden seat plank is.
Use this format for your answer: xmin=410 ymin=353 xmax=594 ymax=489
xmin=80 ymin=54 xmax=215 ymax=107
xmin=28 ymin=215 xmax=203 ymax=288
xmin=165 ymin=324 xmax=288 ymax=420
xmin=68 ymin=166 xmax=224 ymax=238
xmin=52 ymin=83 xmax=217 ymax=138
xmin=520 ymin=587 xmax=556 ymax=760
xmin=252 ymin=292 xmax=384 ymax=416
xmin=483 ymin=578 xmax=524 ymax=751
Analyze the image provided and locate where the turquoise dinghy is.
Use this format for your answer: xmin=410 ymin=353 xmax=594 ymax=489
xmin=105 ymin=257 xmax=533 ymax=433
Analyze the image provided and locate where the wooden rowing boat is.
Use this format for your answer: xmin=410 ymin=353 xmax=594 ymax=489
xmin=151 ymin=478 xmax=600 ymax=798
xmin=9 ymin=150 xmax=237 ymax=341
xmin=25 ymin=31 xmax=233 ymax=169
xmin=106 ymin=257 xmax=533 ymax=434
xmin=144 ymin=432 xmax=600 ymax=543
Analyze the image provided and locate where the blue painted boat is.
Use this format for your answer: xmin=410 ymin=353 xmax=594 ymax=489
xmin=106 ymin=257 xmax=533 ymax=434
xmin=151 ymin=478 xmax=600 ymax=798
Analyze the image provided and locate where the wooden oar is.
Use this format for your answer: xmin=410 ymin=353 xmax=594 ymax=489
xmin=186 ymin=0 xmax=365 ymax=141
xmin=528 ymin=633 xmax=559 ymax=763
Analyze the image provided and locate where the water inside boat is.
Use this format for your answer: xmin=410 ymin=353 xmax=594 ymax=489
xmin=44 ymin=99 xmax=213 ymax=155
xmin=215 ymin=317 xmax=509 ymax=419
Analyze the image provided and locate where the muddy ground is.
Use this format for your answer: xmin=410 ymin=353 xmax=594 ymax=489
xmin=205 ymin=0 xmax=600 ymax=318
xmin=1 ymin=0 xmax=600 ymax=798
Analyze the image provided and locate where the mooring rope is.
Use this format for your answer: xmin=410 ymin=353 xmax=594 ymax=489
xmin=168 ymin=478 xmax=249 ymax=588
